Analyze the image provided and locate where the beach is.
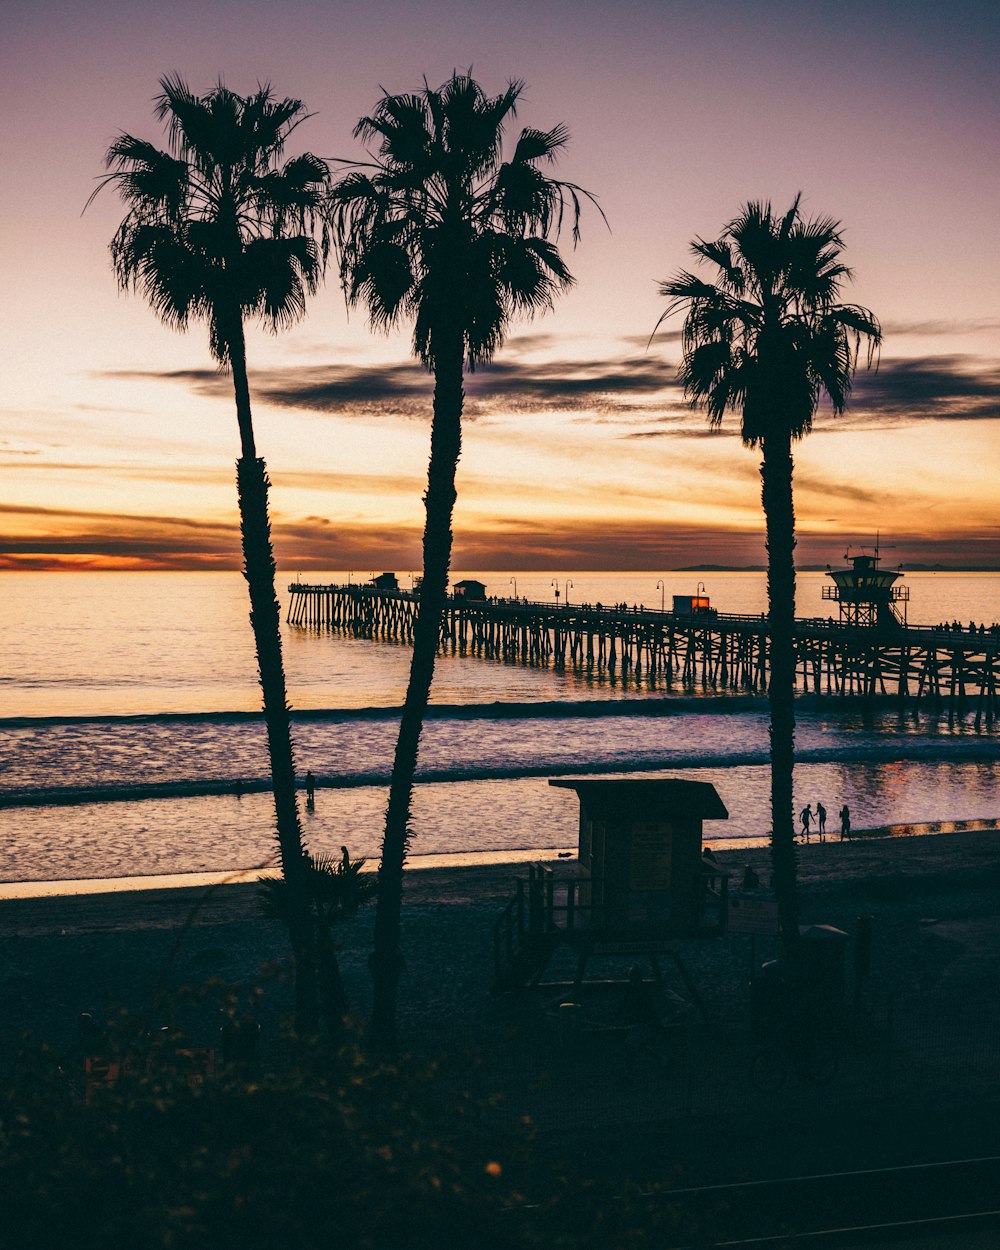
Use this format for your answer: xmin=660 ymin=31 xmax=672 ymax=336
xmin=4 ymin=827 xmax=1000 ymax=1188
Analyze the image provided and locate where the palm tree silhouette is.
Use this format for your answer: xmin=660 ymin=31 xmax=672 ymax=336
xmin=331 ymin=73 xmax=600 ymax=1051
xmin=657 ymin=196 xmax=880 ymax=960
xmin=98 ymin=76 xmax=330 ymax=1031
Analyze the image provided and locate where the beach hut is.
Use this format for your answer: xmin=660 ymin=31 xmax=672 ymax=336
xmin=549 ymin=778 xmax=729 ymax=934
xmin=370 ymin=572 xmax=398 ymax=591
xmin=453 ymin=578 xmax=487 ymax=601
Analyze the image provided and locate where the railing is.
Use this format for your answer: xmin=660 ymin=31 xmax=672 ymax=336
xmin=288 ymin=582 xmax=1000 ymax=646
xmin=493 ymin=864 xmax=730 ymax=986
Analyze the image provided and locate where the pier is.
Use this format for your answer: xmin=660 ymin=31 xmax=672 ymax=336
xmin=286 ymin=581 xmax=999 ymax=720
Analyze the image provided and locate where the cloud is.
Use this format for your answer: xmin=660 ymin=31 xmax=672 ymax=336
xmin=3 ymin=495 xmax=998 ymax=573
xmin=104 ymin=349 xmax=1000 ymax=435
xmin=105 ymin=354 xmax=684 ymax=420
xmin=881 ymin=318 xmax=1000 ymax=337
xmin=844 ymin=355 xmax=1000 ymax=421
xmin=0 ymin=502 xmax=242 ymax=569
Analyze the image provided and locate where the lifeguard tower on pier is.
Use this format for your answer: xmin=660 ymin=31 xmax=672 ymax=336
xmin=822 ymin=542 xmax=909 ymax=629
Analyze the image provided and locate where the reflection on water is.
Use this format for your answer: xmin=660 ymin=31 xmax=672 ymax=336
xmin=0 ymin=571 xmax=998 ymax=883
xmin=2 ymin=759 xmax=998 ymax=884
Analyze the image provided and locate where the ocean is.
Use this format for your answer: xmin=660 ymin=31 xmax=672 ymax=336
xmin=1 ymin=570 xmax=998 ymax=886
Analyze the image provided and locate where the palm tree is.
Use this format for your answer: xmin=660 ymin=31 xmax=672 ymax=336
xmin=260 ymin=849 xmax=377 ymax=1035
xmin=330 ymin=73 xmax=600 ymax=1051
xmin=656 ymin=196 xmax=880 ymax=962
xmin=98 ymin=76 xmax=330 ymax=1031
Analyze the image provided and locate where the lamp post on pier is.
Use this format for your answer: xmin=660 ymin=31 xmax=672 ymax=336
xmin=551 ymin=578 xmax=561 ymax=605
xmin=565 ymin=578 xmax=573 ymax=606
xmin=656 ymin=578 xmax=665 ymax=611
xmin=510 ymin=577 xmax=517 ymax=601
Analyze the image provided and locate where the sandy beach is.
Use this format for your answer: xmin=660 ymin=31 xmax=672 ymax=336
xmin=3 ymin=827 xmax=1000 ymax=1190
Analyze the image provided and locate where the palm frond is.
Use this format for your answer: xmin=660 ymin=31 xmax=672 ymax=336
xmin=656 ymin=195 xmax=880 ymax=441
xmin=330 ymin=73 xmax=597 ymax=368
xmin=96 ymin=79 xmax=330 ymax=357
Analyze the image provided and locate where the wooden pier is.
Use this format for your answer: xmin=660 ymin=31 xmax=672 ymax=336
xmin=286 ymin=582 xmax=999 ymax=720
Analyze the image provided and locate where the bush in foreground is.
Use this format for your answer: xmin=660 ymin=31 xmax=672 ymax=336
xmin=0 ymin=1011 xmax=697 ymax=1250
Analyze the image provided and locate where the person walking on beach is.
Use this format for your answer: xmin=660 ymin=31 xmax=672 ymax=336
xmin=839 ymin=804 xmax=851 ymax=840
xmin=816 ymin=802 xmax=827 ymax=841
xmin=800 ymin=804 xmax=813 ymax=841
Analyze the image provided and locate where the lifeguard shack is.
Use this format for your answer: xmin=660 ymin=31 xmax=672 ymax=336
xmin=493 ymin=778 xmax=729 ymax=997
xmin=552 ymin=778 xmax=729 ymax=935
xmin=822 ymin=544 xmax=908 ymax=629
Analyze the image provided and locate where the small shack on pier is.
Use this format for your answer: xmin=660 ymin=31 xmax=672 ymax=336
xmin=672 ymin=592 xmax=714 ymax=617
xmin=370 ymin=572 xmax=398 ymax=591
xmin=453 ymin=578 xmax=487 ymax=602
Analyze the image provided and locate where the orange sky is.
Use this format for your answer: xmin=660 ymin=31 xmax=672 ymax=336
xmin=2 ymin=0 xmax=998 ymax=571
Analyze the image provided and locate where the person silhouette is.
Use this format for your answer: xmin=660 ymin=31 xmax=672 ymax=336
xmin=839 ymin=804 xmax=851 ymax=840
xmin=799 ymin=804 xmax=813 ymax=841
xmin=816 ymin=802 xmax=827 ymax=841
xmin=305 ymin=770 xmax=316 ymax=805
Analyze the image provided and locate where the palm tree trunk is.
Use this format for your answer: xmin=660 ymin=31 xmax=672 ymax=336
xmin=370 ymin=327 xmax=464 ymax=1055
xmin=760 ymin=429 xmax=801 ymax=964
xmin=229 ymin=316 xmax=319 ymax=1034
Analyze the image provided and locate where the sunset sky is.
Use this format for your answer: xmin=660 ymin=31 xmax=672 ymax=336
xmin=2 ymin=0 xmax=998 ymax=572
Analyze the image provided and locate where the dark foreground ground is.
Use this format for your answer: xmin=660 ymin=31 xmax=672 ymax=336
xmin=3 ymin=831 xmax=1000 ymax=1244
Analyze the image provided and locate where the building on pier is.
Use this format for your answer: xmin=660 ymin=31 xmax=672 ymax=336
xmin=453 ymin=578 xmax=487 ymax=601
xmin=822 ymin=545 xmax=909 ymax=629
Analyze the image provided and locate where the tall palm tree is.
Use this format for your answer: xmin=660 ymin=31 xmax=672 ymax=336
xmin=656 ymin=196 xmax=880 ymax=962
xmin=330 ymin=73 xmax=600 ymax=1051
xmin=98 ymin=76 xmax=330 ymax=1031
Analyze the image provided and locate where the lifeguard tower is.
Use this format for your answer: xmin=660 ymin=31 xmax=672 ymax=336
xmin=822 ymin=542 xmax=908 ymax=629
xmin=492 ymin=779 xmax=729 ymax=1005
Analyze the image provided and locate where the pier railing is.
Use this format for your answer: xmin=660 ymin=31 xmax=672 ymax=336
xmin=286 ymin=582 xmax=999 ymax=718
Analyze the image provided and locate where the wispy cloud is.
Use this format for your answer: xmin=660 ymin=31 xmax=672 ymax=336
xmin=847 ymin=355 xmax=1000 ymax=419
xmin=105 ymin=349 xmax=1000 ymax=429
xmin=881 ymin=318 xmax=1000 ymax=337
xmin=104 ymin=354 xmax=684 ymax=420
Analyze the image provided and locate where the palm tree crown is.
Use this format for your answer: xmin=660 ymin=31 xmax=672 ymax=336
xmin=330 ymin=73 xmax=599 ymax=367
xmin=658 ymin=194 xmax=880 ymax=444
xmin=99 ymin=74 xmax=329 ymax=369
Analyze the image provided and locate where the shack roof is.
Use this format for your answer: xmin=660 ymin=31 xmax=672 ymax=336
xmin=549 ymin=778 xmax=728 ymax=821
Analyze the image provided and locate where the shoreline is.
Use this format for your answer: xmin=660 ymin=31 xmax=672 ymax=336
xmin=4 ymin=824 xmax=1000 ymax=936
xmin=2 ymin=817 xmax=998 ymax=901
